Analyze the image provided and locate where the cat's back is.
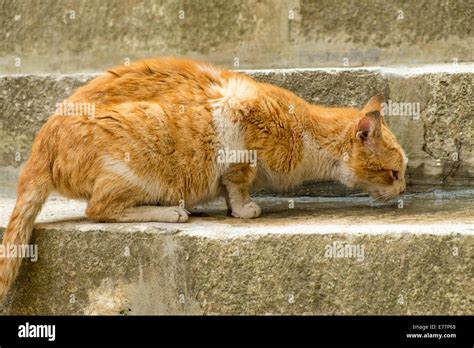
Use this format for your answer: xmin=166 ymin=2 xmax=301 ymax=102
xmin=67 ymin=57 xmax=247 ymax=108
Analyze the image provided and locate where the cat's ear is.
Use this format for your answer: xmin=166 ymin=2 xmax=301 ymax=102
xmin=356 ymin=110 xmax=382 ymax=141
xmin=362 ymin=94 xmax=384 ymax=113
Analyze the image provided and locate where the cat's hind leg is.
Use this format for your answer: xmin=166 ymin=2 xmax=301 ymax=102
xmin=86 ymin=202 xmax=189 ymax=223
xmin=222 ymin=163 xmax=261 ymax=219
xmin=105 ymin=206 xmax=189 ymax=223
xmin=85 ymin=177 xmax=189 ymax=223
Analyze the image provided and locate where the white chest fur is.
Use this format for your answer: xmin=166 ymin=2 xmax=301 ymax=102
xmin=253 ymin=134 xmax=351 ymax=191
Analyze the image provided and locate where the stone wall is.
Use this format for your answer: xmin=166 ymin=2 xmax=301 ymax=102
xmin=1 ymin=0 xmax=472 ymax=73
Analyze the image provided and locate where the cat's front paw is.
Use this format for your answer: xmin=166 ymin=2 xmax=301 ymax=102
xmin=232 ymin=201 xmax=262 ymax=219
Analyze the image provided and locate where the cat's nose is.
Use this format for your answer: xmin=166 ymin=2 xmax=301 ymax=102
xmin=400 ymin=188 xmax=405 ymax=194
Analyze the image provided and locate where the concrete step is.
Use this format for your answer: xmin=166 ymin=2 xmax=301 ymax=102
xmin=1 ymin=65 xmax=473 ymax=190
xmin=1 ymin=0 xmax=472 ymax=73
xmin=0 ymin=189 xmax=473 ymax=315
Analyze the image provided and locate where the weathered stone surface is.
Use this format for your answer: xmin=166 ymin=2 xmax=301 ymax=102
xmin=385 ymin=72 xmax=474 ymax=186
xmin=0 ymin=0 xmax=472 ymax=73
xmin=0 ymin=75 xmax=91 ymax=168
xmin=1 ymin=66 xmax=472 ymax=187
xmin=291 ymin=0 xmax=473 ymax=67
xmin=0 ymin=191 xmax=472 ymax=315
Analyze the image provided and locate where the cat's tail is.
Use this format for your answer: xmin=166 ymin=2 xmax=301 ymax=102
xmin=0 ymin=140 xmax=53 ymax=303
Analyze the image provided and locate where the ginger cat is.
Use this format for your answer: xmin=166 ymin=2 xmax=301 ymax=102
xmin=0 ymin=58 xmax=407 ymax=302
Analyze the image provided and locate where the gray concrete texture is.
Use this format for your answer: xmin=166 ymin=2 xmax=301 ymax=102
xmin=1 ymin=66 xmax=472 ymax=188
xmin=1 ymin=190 xmax=473 ymax=315
xmin=0 ymin=0 xmax=473 ymax=73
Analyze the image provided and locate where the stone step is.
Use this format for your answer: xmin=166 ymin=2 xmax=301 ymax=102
xmin=1 ymin=65 xmax=473 ymax=190
xmin=0 ymin=190 xmax=473 ymax=315
xmin=1 ymin=0 xmax=472 ymax=73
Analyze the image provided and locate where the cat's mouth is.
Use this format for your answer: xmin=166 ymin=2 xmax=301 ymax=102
xmin=373 ymin=195 xmax=394 ymax=202
xmin=368 ymin=189 xmax=399 ymax=202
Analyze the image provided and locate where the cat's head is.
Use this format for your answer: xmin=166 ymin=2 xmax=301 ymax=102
xmin=346 ymin=95 xmax=407 ymax=201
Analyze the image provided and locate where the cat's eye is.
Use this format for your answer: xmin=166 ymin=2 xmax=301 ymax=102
xmin=391 ymin=170 xmax=399 ymax=180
